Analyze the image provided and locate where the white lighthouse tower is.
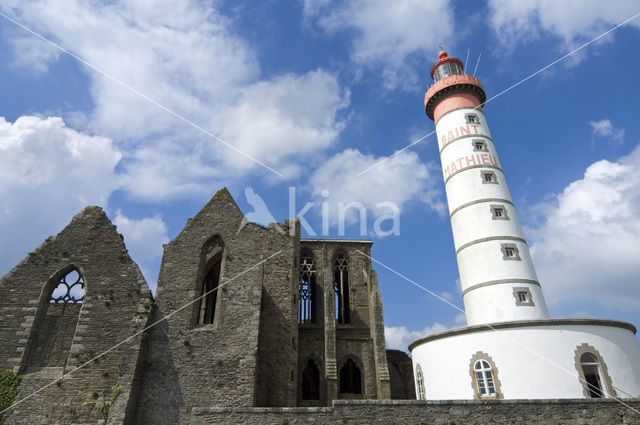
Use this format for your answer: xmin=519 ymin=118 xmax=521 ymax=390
xmin=426 ymin=51 xmax=549 ymax=326
xmin=410 ymin=52 xmax=640 ymax=401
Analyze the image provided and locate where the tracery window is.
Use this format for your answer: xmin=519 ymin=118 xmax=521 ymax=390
xmin=50 ymin=269 xmax=85 ymax=303
xmin=25 ymin=268 xmax=85 ymax=369
xmin=339 ymin=358 xmax=361 ymax=394
xmin=334 ymin=252 xmax=350 ymax=324
xmin=302 ymin=358 xmax=320 ymax=400
xmin=416 ymin=363 xmax=426 ymax=400
xmin=299 ymin=249 xmax=317 ymax=324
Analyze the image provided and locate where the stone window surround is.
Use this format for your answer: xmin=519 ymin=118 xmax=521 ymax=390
xmin=472 ymin=139 xmax=488 ymax=152
xmin=465 ymin=113 xmax=480 ymax=125
xmin=490 ymin=204 xmax=510 ymax=221
xmin=337 ymin=355 xmax=365 ymax=396
xmin=299 ymin=248 xmax=318 ymax=326
xmin=501 ymin=243 xmax=521 ymax=261
xmin=299 ymin=355 xmax=324 ymax=405
xmin=193 ymin=235 xmax=225 ymax=329
xmin=333 ymin=249 xmax=351 ymax=325
xmin=574 ymin=343 xmax=615 ymax=398
xmin=512 ymin=287 xmax=535 ymax=306
xmin=468 ymin=351 xmax=503 ymax=399
xmin=18 ymin=264 xmax=88 ymax=374
xmin=481 ymin=170 xmax=498 ymax=185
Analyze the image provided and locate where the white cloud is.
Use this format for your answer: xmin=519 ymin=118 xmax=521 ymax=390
xmin=113 ymin=212 xmax=168 ymax=263
xmin=303 ymin=0 xmax=454 ymax=88
xmin=9 ymin=36 xmax=60 ymax=74
xmin=0 ymin=115 xmax=121 ymax=275
xmin=113 ymin=211 xmax=169 ymax=290
xmin=2 ymin=1 xmax=350 ymax=200
xmin=385 ymin=323 xmax=448 ymax=352
xmin=3 ymin=0 xmax=258 ymax=140
xmin=119 ymin=137 xmax=231 ymax=202
xmin=528 ymin=144 xmax=640 ymax=310
xmin=454 ymin=312 xmax=467 ymax=325
xmin=589 ymin=119 xmax=624 ymax=145
xmin=309 ymin=149 xmax=445 ymax=226
xmin=488 ymin=0 xmax=640 ymax=49
xmin=215 ymin=70 xmax=350 ymax=178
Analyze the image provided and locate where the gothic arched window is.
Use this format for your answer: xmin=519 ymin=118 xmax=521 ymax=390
xmin=196 ymin=237 xmax=223 ymax=325
xmin=25 ymin=268 xmax=84 ymax=369
xmin=339 ymin=358 xmax=361 ymax=394
xmin=416 ymin=363 xmax=426 ymax=400
xmin=50 ymin=269 xmax=85 ymax=303
xmin=333 ymin=251 xmax=350 ymax=324
xmin=299 ymin=249 xmax=317 ymax=324
xmin=302 ymin=359 xmax=320 ymax=400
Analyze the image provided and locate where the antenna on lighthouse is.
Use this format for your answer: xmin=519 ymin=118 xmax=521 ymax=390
xmin=465 ymin=49 xmax=470 ymax=71
xmin=473 ymin=52 xmax=482 ymax=77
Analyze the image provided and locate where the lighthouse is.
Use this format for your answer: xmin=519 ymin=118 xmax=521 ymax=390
xmin=425 ymin=51 xmax=549 ymax=326
xmin=409 ymin=52 xmax=640 ymax=401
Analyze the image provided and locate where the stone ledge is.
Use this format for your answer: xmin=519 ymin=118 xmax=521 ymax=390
xmin=409 ymin=318 xmax=637 ymax=350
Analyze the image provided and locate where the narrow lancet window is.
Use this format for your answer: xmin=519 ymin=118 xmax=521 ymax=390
xmin=302 ymin=359 xmax=320 ymax=400
xmin=196 ymin=238 xmax=223 ymax=326
xmin=334 ymin=252 xmax=350 ymax=324
xmin=299 ymin=249 xmax=317 ymax=324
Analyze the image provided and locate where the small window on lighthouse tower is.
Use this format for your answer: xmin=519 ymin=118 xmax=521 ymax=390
xmin=490 ymin=205 xmax=509 ymax=220
xmin=472 ymin=139 xmax=488 ymax=152
xmin=501 ymin=243 xmax=521 ymax=261
xmin=513 ymin=287 xmax=535 ymax=306
xmin=481 ymin=171 xmax=498 ymax=184
xmin=465 ymin=113 xmax=480 ymax=124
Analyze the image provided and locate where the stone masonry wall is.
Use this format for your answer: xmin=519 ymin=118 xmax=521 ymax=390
xmin=387 ymin=349 xmax=416 ymax=400
xmin=191 ymin=399 xmax=640 ymax=424
xmin=254 ymin=219 xmax=300 ymax=407
xmin=0 ymin=206 xmax=151 ymax=425
xmin=134 ymin=188 xmax=299 ymax=423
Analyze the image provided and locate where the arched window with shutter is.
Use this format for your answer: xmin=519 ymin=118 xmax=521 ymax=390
xmin=415 ymin=363 xmax=426 ymax=400
xmin=574 ymin=344 xmax=614 ymax=398
xmin=468 ymin=351 xmax=502 ymax=399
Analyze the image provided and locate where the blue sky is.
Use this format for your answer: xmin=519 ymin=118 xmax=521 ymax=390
xmin=1 ymin=1 xmax=639 ymax=352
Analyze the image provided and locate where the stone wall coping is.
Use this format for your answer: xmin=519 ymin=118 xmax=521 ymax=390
xmin=408 ymin=318 xmax=637 ymax=351
xmin=332 ymin=398 xmax=639 ymax=406
xmin=301 ymin=238 xmax=373 ymax=244
xmin=193 ymin=407 xmax=334 ymax=415
xmin=192 ymin=398 xmax=640 ymax=415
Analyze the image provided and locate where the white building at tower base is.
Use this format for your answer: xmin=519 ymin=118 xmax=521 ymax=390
xmin=410 ymin=318 xmax=640 ymax=400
